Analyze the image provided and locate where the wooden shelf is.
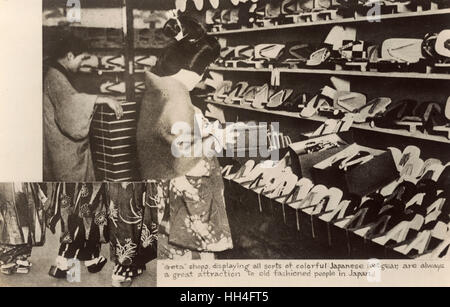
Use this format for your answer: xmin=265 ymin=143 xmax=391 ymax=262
xmin=43 ymin=24 xmax=159 ymax=30
xmin=203 ymin=99 xmax=450 ymax=144
xmin=80 ymin=70 xmax=147 ymax=74
xmin=208 ymin=66 xmax=450 ymax=80
xmin=208 ymin=8 xmax=450 ymax=35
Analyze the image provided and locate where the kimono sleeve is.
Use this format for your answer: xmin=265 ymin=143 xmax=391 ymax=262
xmin=46 ymin=69 xmax=97 ymax=140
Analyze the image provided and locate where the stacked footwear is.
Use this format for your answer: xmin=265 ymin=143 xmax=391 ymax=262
xmin=91 ymin=98 xmax=140 ymax=181
xmin=212 ymin=27 xmax=450 ymax=73
xmin=80 ymin=54 xmax=157 ymax=74
xmin=202 ymin=72 xmax=450 ymax=139
xmin=372 ymin=98 xmax=450 ymax=137
xmin=1 ymin=260 xmax=32 ymax=275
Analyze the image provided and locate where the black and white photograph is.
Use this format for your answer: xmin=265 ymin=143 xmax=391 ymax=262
xmin=1 ymin=0 xmax=450 ymax=289
xmin=0 ymin=182 xmax=157 ymax=287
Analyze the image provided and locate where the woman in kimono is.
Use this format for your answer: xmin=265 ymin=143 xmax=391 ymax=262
xmin=0 ymin=183 xmax=48 ymax=275
xmin=43 ymin=32 xmax=123 ymax=181
xmin=107 ymin=182 xmax=158 ymax=287
xmin=137 ymin=16 xmax=234 ymax=261
xmin=46 ymin=183 xmax=109 ymax=279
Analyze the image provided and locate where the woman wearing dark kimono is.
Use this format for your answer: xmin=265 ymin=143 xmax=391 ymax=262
xmin=107 ymin=182 xmax=158 ymax=287
xmin=137 ymin=16 xmax=234 ymax=261
xmin=43 ymin=33 xmax=123 ymax=181
xmin=46 ymin=183 xmax=109 ymax=279
xmin=0 ymin=183 xmax=48 ymax=275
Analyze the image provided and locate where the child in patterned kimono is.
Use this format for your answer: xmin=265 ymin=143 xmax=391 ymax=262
xmin=137 ymin=16 xmax=234 ymax=261
xmin=46 ymin=183 xmax=109 ymax=279
xmin=107 ymin=182 xmax=158 ymax=287
xmin=0 ymin=183 xmax=48 ymax=275
xmin=43 ymin=32 xmax=123 ymax=181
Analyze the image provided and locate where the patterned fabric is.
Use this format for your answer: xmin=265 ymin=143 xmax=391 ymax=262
xmin=0 ymin=183 xmax=47 ymax=246
xmin=153 ymin=157 xmax=233 ymax=259
xmin=47 ymin=183 xmax=108 ymax=261
xmin=107 ymin=183 xmax=157 ymax=271
xmin=335 ymin=40 xmax=367 ymax=60
xmin=0 ymin=183 xmax=47 ymax=264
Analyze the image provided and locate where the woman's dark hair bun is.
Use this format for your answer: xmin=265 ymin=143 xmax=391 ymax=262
xmin=163 ymin=15 xmax=206 ymax=42
xmin=156 ymin=16 xmax=220 ymax=77
xmin=163 ymin=18 xmax=182 ymax=38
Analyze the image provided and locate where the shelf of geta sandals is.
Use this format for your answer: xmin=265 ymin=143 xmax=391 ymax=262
xmin=207 ymin=8 xmax=450 ymax=35
xmin=203 ymin=98 xmax=450 ymax=144
xmin=208 ymin=65 xmax=450 ymax=80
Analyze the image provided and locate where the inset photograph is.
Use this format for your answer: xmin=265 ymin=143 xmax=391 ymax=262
xmin=0 ymin=182 xmax=157 ymax=287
